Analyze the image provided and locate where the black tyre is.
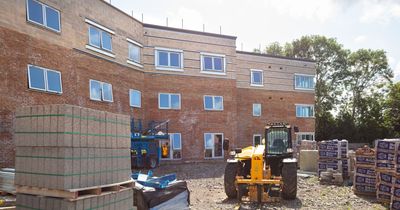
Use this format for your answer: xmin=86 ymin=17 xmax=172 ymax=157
xmin=282 ymin=159 xmax=297 ymax=200
xmin=224 ymin=162 xmax=238 ymax=198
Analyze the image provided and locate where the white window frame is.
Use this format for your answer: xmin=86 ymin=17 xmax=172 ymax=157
xmin=85 ymin=19 xmax=115 ymax=58
xmin=204 ymin=133 xmax=224 ymax=159
xmin=200 ymin=52 xmax=226 ymax=75
xmin=295 ymin=104 xmax=315 ymax=118
xmin=89 ymin=79 xmax=113 ymax=102
xmin=253 ymin=103 xmax=261 ymax=117
xmin=27 ymin=64 xmax=62 ymax=94
xmin=26 ymin=0 xmax=61 ymax=33
xmin=129 ymin=89 xmax=141 ymax=108
xmin=126 ymin=38 xmax=143 ymax=68
xmin=203 ymin=95 xmax=224 ymax=111
xmin=253 ymin=134 xmax=262 ymax=146
xmin=160 ymin=133 xmax=182 ymax=160
xmin=294 ymin=73 xmax=315 ymax=90
xmin=158 ymin=93 xmax=181 ymax=110
xmin=155 ymin=47 xmax=184 ymax=71
xmin=296 ymin=132 xmax=315 ymax=141
xmin=250 ymin=69 xmax=264 ymax=86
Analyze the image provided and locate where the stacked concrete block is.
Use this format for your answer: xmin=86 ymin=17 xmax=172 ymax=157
xmin=14 ymin=104 xmax=134 ymax=209
xmin=318 ymin=140 xmax=349 ymax=179
xmin=353 ymin=146 xmax=376 ymax=195
xmin=374 ymin=139 xmax=400 ymax=204
xmin=16 ymin=188 xmax=134 ymax=210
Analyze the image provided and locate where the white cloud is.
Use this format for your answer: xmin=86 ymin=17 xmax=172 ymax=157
xmin=263 ymin=0 xmax=342 ymax=23
xmin=360 ymin=0 xmax=400 ymax=24
xmin=354 ymin=35 xmax=367 ymax=43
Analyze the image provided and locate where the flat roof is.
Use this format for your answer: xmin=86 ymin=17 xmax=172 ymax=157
xmin=143 ymin=23 xmax=237 ymax=40
xmin=236 ymin=51 xmax=315 ymax=63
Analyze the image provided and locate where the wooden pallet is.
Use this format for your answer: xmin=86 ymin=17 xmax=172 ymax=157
xmin=16 ymin=180 xmax=133 ymax=200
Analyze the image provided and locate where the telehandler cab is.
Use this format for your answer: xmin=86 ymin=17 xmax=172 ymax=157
xmin=224 ymin=123 xmax=297 ymax=202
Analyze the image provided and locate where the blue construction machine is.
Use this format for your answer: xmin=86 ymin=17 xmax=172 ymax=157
xmin=130 ymin=118 xmax=169 ymax=169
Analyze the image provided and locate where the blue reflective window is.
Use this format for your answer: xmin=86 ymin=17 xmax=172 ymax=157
xmin=27 ymin=0 xmax=60 ymax=32
xmin=159 ymin=94 xmax=169 ymax=108
xmin=89 ymin=27 xmax=100 ymax=47
xmin=90 ymin=80 xmax=102 ymax=101
xmin=202 ymin=55 xmax=225 ymax=72
xmin=170 ymin=53 xmax=180 ymax=67
xmin=205 ymin=134 xmax=213 ymax=148
xmin=129 ymin=90 xmax=141 ymax=108
xmin=101 ymin=31 xmax=112 ymax=51
xmin=253 ymin=104 xmax=261 ymax=116
xmin=27 ymin=0 xmax=43 ymax=24
xmin=102 ymin=83 xmax=113 ymax=102
xmin=213 ymin=57 xmax=223 ymax=71
xmin=45 ymin=6 xmax=60 ymax=31
xmin=172 ymin=134 xmax=181 ymax=150
xmin=28 ymin=65 xmax=62 ymax=94
xmin=28 ymin=66 xmax=45 ymax=90
xmin=296 ymin=105 xmax=314 ymax=117
xmin=251 ymin=70 xmax=263 ymax=85
xmin=295 ymin=75 xmax=315 ymax=90
xmin=46 ymin=70 xmax=61 ymax=93
xmin=204 ymin=57 xmax=213 ymax=70
xmin=214 ymin=96 xmax=223 ymax=110
xmin=158 ymin=51 xmax=169 ymax=66
xmin=171 ymin=94 xmax=180 ymax=109
xmin=128 ymin=44 xmax=140 ymax=63
xmin=204 ymin=96 xmax=213 ymax=109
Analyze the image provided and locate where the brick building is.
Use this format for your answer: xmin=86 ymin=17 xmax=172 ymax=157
xmin=0 ymin=0 xmax=316 ymax=167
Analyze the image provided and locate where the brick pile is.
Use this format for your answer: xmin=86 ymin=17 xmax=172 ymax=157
xmin=373 ymin=139 xmax=400 ymax=206
xmin=318 ymin=140 xmax=349 ymax=181
xmin=353 ymin=146 xmax=376 ymax=195
xmin=13 ymin=104 xmax=133 ymax=209
xmin=16 ymin=188 xmax=133 ymax=210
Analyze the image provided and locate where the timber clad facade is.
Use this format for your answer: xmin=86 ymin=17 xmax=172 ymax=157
xmin=0 ymin=0 xmax=316 ymax=167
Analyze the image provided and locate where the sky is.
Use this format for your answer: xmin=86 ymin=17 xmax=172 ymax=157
xmin=109 ymin=0 xmax=400 ymax=81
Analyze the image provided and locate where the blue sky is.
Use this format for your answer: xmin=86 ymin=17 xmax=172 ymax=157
xmin=109 ymin=0 xmax=400 ymax=81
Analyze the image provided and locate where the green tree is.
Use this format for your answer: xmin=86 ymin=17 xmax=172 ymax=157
xmin=284 ymin=35 xmax=349 ymax=140
xmin=385 ymin=82 xmax=400 ymax=137
xmin=265 ymin=42 xmax=284 ymax=56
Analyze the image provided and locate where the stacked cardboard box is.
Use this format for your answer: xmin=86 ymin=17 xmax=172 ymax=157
xmin=14 ymin=104 xmax=133 ymax=209
xmin=16 ymin=188 xmax=134 ymax=210
xmin=318 ymin=140 xmax=349 ymax=180
xmin=375 ymin=139 xmax=400 ymax=204
xmin=353 ymin=146 xmax=376 ymax=195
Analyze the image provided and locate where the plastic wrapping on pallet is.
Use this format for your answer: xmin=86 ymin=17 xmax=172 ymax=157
xmin=355 ymin=175 xmax=376 ymax=185
xmin=355 ymin=156 xmax=375 ymax=165
xmin=318 ymin=139 xmax=349 ymax=180
xmin=353 ymin=146 xmax=376 ymax=195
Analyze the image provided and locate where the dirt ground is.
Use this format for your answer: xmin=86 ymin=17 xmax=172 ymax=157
xmin=148 ymin=161 xmax=387 ymax=210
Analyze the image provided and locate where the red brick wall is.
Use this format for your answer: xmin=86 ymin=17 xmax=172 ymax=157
xmin=236 ymin=88 xmax=315 ymax=148
xmin=0 ymin=26 xmax=144 ymax=167
xmin=143 ymin=73 xmax=237 ymax=161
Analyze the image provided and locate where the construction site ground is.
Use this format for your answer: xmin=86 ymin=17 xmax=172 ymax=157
xmin=148 ymin=161 xmax=386 ymax=210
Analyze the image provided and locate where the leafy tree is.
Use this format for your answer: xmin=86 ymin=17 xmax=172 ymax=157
xmin=265 ymin=42 xmax=284 ymax=56
xmin=385 ymin=82 xmax=400 ymax=137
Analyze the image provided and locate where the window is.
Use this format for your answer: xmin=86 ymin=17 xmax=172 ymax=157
xmin=26 ymin=0 xmax=61 ymax=32
xmin=296 ymin=104 xmax=314 ymax=117
xmin=253 ymin=134 xmax=262 ymax=146
xmin=204 ymin=133 xmax=224 ymax=158
xmin=129 ymin=89 xmax=141 ymax=108
xmin=253 ymin=103 xmax=261 ymax=116
xmin=160 ymin=133 xmax=182 ymax=160
xmin=204 ymin=96 xmax=223 ymax=111
xmin=295 ymin=74 xmax=315 ymax=90
xmin=155 ymin=48 xmax=183 ymax=70
xmin=200 ymin=53 xmax=225 ymax=74
xmin=158 ymin=93 xmax=181 ymax=109
xmin=90 ymin=80 xmax=113 ymax=102
xmin=251 ymin=69 xmax=263 ymax=86
xmin=128 ymin=43 xmax=140 ymax=63
xmin=88 ymin=26 xmax=112 ymax=52
xmin=28 ymin=65 xmax=62 ymax=94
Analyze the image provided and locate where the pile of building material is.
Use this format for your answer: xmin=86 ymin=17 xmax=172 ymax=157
xmin=14 ymin=104 xmax=134 ymax=209
xmin=318 ymin=140 xmax=349 ymax=184
xmin=0 ymin=168 xmax=15 ymax=195
xmin=299 ymin=150 xmax=318 ymax=173
xmin=353 ymin=146 xmax=376 ymax=195
xmin=374 ymin=139 xmax=400 ymax=205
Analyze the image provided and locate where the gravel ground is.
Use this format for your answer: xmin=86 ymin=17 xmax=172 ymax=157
xmin=146 ymin=161 xmax=387 ymax=210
